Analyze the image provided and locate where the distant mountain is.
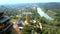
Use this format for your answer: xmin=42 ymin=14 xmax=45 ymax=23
xmin=38 ymin=2 xmax=60 ymax=13
xmin=42 ymin=2 xmax=60 ymax=9
xmin=0 ymin=2 xmax=60 ymax=11
xmin=0 ymin=3 xmax=39 ymax=8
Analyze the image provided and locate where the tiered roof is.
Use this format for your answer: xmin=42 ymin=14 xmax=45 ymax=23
xmin=0 ymin=12 xmax=13 ymax=34
xmin=0 ymin=16 xmax=10 ymax=24
xmin=0 ymin=12 xmax=4 ymax=18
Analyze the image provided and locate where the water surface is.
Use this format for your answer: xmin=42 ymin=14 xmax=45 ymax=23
xmin=37 ymin=7 xmax=53 ymax=20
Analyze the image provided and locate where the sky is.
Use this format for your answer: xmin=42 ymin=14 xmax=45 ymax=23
xmin=0 ymin=0 xmax=60 ymax=5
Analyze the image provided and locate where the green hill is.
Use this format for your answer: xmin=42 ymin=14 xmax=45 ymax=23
xmin=40 ymin=2 xmax=60 ymax=21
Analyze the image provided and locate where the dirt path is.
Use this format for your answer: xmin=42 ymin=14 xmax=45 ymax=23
xmin=12 ymin=22 xmax=21 ymax=34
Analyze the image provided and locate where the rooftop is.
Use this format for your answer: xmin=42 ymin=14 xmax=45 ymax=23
xmin=0 ymin=16 xmax=10 ymax=24
xmin=0 ymin=12 xmax=4 ymax=14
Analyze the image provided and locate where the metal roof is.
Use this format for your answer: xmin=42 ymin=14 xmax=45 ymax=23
xmin=0 ymin=23 xmax=13 ymax=33
xmin=0 ymin=12 xmax=4 ymax=14
xmin=0 ymin=16 xmax=10 ymax=24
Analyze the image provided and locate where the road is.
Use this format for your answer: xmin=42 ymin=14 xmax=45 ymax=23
xmin=12 ymin=22 xmax=21 ymax=34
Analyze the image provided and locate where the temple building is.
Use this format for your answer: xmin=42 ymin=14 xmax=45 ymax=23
xmin=0 ymin=12 xmax=13 ymax=34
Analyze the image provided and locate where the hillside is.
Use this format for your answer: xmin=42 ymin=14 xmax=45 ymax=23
xmin=0 ymin=2 xmax=60 ymax=21
xmin=40 ymin=2 xmax=60 ymax=21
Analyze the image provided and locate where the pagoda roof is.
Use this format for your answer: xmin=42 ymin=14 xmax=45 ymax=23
xmin=0 ymin=12 xmax=4 ymax=15
xmin=0 ymin=16 xmax=10 ymax=24
xmin=0 ymin=23 xmax=13 ymax=33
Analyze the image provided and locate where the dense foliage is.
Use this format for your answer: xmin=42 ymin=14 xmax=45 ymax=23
xmin=0 ymin=5 xmax=60 ymax=34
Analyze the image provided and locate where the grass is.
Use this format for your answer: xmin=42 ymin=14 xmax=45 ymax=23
xmin=10 ymin=19 xmax=17 ymax=22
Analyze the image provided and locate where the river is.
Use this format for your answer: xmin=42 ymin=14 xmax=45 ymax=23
xmin=37 ymin=7 xmax=53 ymax=20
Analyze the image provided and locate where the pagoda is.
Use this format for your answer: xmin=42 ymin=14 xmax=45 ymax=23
xmin=0 ymin=12 xmax=13 ymax=34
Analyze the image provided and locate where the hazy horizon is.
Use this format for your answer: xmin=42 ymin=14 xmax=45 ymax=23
xmin=0 ymin=0 xmax=60 ymax=5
